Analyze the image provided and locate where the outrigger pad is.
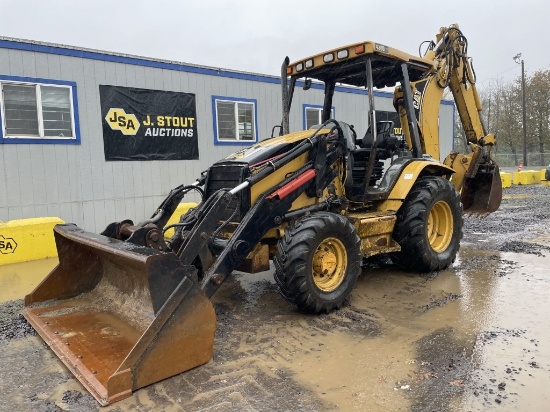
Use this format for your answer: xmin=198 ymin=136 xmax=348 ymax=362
xmin=23 ymin=224 xmax=216 ymax=405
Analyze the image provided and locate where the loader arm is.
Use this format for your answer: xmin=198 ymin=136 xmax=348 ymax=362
xmin=199 ymin=167 xmax=317 ymax=296
xmin=176 ymin=125 xmax=346 ymax=296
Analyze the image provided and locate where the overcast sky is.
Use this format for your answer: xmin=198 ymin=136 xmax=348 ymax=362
xmin=1 ymin=0 xmax=547 ymax=90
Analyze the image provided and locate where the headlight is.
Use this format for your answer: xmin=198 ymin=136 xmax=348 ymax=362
xmin=337 ymin=49 xmax=349 ymax=59
xmin=323 ymin=53 xmax=334 ymax=63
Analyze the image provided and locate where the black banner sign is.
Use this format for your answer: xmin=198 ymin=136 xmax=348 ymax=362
xmin=99 ymin=85 xmax=199 ymax=161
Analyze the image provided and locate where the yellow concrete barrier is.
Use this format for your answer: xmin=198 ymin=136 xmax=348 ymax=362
xmin=0 ymin=217 xmax=64 ymax=265
xmin=163 ymin=202 xmax=198 ymax=238
xmin=528 ymin=170 xmax=542 ymax=184
xmin=500 ymin=172 xmax=512 ymax=188
xmin=513 ymin=170 xmax=541 ymax=185
xmin=541 ymin=169 xmax=547 ymax=181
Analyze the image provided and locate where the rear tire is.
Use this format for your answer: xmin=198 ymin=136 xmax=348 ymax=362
xmin=391 ymin=176 xmax=462 ymax=272
xmin=274 ymin=212 xmax=362 ymax=314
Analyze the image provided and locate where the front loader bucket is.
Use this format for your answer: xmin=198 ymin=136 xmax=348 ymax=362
xmin=461 ymin=164 xmax=503 ymax=214
xmin=23 ymin=224 xmax=216 ymax=406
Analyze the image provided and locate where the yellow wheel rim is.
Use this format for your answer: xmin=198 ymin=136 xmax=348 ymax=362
xmin=312 ymin=237 xmax=347 ymax=292
xmin=427 ymin=200 xmax=453 ymax=252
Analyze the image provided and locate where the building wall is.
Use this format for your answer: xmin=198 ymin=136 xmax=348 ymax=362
xmin=0 ymin=40 xmax=454 ymax=232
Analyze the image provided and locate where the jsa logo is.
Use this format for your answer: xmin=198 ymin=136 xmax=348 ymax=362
xmin=0 ymin=235 xmax=17 ymax=254
xmin=105 ymin=108 xmax=140 ymax=136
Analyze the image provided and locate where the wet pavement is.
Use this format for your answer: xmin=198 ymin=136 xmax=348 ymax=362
xmin=0 ymin=257 xmax=57 ymax=303
xmin=0 ymin=184 xmax=549 ymax=411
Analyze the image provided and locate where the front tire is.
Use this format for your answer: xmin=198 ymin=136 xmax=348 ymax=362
xmin=391 ymin=176 xmax=463 ymax=272
xmin=273 ymin=212 xmax=362 ymax=314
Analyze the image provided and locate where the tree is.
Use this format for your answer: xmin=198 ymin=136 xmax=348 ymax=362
xmin=478 ymin=79 xmax=522 ymax=166
xmin=451 ymin=64 xmax=550 ymax=166
xmin=527 ymin=70 xmax=550 ymax=165
xmin=493 ymin=80 xmax=523 ymax=166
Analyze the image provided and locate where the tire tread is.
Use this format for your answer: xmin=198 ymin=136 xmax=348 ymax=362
xmin=391 ymin=176 xmax=463 ymax=272
xmin=274 ymin=212 xmax=361 ymax=313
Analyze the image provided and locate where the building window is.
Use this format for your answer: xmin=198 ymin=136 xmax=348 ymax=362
xmin=0 ymin=76 xmax=80 ymax=144
xmin=212 ymin=96 xmax=258 ymax=145
xmin=303 ymin=104 xmax=335 ymax=130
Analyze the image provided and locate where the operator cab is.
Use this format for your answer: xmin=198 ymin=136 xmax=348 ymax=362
xmin=310 ymin=117 xmax=407 ymax=199
xmin=281 ymin=41 xmax=431 ymax=202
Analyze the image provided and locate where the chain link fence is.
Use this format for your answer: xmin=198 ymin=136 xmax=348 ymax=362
xmin=494 ymin=153 xmax=550 ymax=168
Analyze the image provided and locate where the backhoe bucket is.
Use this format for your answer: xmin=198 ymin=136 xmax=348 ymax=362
xmin=23 ymin=224 xmax=216 ymax=406
xmin=461 ymin=164 xmax=503 ymax=214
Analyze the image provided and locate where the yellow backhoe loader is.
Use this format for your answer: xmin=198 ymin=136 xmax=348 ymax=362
xmin=23 ymin=24 xmax=501 ymax=405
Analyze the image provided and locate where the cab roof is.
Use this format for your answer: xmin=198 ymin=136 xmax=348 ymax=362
xmin=287 ymin=41 xmax=434 ymax=89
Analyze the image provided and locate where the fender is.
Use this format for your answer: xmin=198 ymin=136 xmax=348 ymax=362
xmin=378 ymin=160 xmax=455 ymax=212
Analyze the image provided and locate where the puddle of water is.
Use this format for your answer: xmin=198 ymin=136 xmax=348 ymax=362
xmin=0 ymin=258 xmax=58 ymax=303
xmin=459 ymin=251 xmax=550 ymax=411
xmin=283 ymin=327 xmax=414 ymax=411
xmin=286 ymin=248 xmax=519 ymax=411
xmin=227 ymin=267 xmax=416 ymax=410
xmin=275 ymin=264 xmax=479 ymax=411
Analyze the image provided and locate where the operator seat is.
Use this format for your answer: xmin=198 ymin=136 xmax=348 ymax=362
xmin=347 ymin=121 xmax=396 ymax=196
xmin=361 ymin=121 xmax=392 ymax=149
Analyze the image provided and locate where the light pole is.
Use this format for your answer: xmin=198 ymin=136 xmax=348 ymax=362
xmin=514 ymin=53 xmax=527 ymax=167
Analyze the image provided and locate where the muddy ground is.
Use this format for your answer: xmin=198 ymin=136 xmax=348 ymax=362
xmin=1 ymin=184 xmax=549 ymax=411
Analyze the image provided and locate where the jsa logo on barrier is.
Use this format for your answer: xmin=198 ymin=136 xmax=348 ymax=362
xmin=106 ymin=108 xmax=140 ymax=136
xmin=0 ymin=235 xmax=17 ymax=254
